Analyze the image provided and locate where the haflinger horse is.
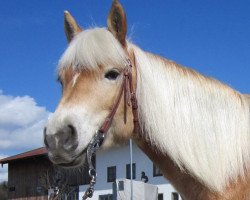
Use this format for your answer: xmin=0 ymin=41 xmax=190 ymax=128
xmin=44 ymin=1 xmax=250 ymax=200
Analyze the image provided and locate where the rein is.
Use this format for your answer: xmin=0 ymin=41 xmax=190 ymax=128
xmin=82 ymin=59 xmax=139 ymax=199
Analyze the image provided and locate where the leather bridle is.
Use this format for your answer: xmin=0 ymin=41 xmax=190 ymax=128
xmin=82 ymin=58 xmax=139 ymax=199
xmin=99 ymin=58 xmax=139 ymax=134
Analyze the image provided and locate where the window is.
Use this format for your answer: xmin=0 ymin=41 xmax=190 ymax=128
xmin=107 ymin=166 xmax=116 ymax=182
xmin=126 ymin=163 xmax=136 ymax=179
xmin=158 ymin=193 xmax=164 ymax=200
xmin=9 ymin=186 xmax=15 ymax=192
xmin=99 ymin=194 xmax=113 ymax=200
xmin=172 ymin=192 xmax=179 ymax=200
xmin=118 ymin=180 xmax=124 ymax=191
xmin=153 ymin=164 xmax=163 ymax=177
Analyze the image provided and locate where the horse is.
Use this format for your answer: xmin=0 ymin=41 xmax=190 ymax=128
xmin=44 ymin=1 xmax=250 ymax=199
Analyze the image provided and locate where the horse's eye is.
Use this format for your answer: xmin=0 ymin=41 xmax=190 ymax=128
xmin=105 ymin=70 xmax=120 ymax=80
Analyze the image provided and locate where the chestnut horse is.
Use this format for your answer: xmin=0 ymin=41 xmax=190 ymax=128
xmin=44 ymin=1 xmax=250 ymax=199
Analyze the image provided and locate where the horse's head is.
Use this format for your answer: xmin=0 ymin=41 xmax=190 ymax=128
xmin=44 ymin=1 xmax=136 ymax=167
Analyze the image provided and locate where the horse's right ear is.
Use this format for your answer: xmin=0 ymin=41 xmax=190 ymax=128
xmin=107 ymin=0 xmax=127 ymax=47
xmin=64 ymin=11 xmax=82 ymax=43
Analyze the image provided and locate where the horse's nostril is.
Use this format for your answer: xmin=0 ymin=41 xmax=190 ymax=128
xmin=63 ymin=124 xmax=78 ymax=151
xmin=43 ymin=127 xmax=47 ymax=135
xmin=68 ymin=124 xmax=76 ymax=137
xmin=44 ymin=127 xmax=56 ymax=150
xmin=44 ymin=137 xmax=49 ymax=149
xmin=43 ymin=127 xmax=49 ymax=148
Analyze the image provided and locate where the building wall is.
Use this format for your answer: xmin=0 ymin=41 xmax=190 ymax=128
xmin=79 ymin=142 xmax=182 ymax=200
xmin=7 ymin=155 xmax=89 ymax=200
xmin=8 ymin=156 xmax=50 ymax=200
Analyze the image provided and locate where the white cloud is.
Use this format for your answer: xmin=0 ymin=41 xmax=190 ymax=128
xmin=0 ymin=91 xmax=51 ymax=182
xmin=0 ymin=91 xmax=51 ymax=153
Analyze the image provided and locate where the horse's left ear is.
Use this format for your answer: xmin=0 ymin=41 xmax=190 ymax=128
xmin=107 ymin=0 xmax=127 ymax=47
xmin=64 ymin=11 xmax=82 ymax=43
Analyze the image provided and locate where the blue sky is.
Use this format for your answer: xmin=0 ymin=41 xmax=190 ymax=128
xmin=0 ymin=0 xmax=249 ymax=181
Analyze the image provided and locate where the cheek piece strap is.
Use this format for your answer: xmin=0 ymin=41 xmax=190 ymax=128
xmin=82 ymin=58 xmax=139 ymax=199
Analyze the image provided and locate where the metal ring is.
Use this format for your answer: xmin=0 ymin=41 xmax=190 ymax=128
xmin=89 ymin=168 xmax=96 ymax=177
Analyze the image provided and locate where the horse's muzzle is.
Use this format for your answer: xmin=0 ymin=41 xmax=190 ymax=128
xmin=44 ymin=124 xmax=79 ymax=164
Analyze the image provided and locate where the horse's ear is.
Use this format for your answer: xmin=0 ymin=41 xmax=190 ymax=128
xmin=64 ymin=11 xmax=82 ymax=43
xmin=107 ymin=0 xmax=127 ymax=47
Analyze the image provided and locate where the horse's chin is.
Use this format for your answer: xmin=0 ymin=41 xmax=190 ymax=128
xmin=50 ymin=147 xmax=87 ymax=169
xmin=57 ymin=154 xmax=86 ymax=169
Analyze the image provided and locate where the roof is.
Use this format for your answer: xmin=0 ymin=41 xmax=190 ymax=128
xmin=0 ymin=147 xmax=48 ymax=165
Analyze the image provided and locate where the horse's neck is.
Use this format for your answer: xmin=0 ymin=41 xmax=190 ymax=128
xmin=244 ymin=94 xmax=250 ymax=104
xmin=130 ymin=45 xmax=250 ymax=200
xmin=133 ymin=136 xmax=217 ymax=200
xmin=134 ymin=136 xmax=250 ymax=200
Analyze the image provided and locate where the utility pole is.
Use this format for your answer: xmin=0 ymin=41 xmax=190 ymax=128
xmin=129 ymin=139 xmax=133 ymax=200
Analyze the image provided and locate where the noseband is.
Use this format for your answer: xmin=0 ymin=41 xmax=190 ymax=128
xmin=83 ymin=58 xmax=139 ymax=199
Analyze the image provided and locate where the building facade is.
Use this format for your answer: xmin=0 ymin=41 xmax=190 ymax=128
xmin=79 ymin=142 xmax=182 ymax=200
xmin=0 ymin=148 xmax=50 ymax=200
xmin=0 ymin=148 xmax=87 ymax=200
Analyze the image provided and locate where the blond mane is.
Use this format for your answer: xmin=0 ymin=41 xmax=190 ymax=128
xmin=132 ymin=44 xmax=250 ymax=192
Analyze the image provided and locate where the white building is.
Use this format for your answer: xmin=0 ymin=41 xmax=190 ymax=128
xmin=79 ymin=142 xmax=182 ymax=200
